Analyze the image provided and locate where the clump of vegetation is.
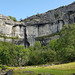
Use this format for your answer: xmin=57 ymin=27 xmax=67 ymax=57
xmin=0 ymin=65 xmax=8 ymax=70
xmin=50 ymin=23 xmax=75 ymax=62
xmin=0 ymin=41 xmax=30 ymax=66
xmin=8 ymin=16 xmax=17 ymax=22
xmin=54 ymin=13 xmax=59 ymax=18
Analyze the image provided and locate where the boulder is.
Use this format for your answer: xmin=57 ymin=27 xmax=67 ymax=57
xmin=6 ymin=70 xmax=13 ymax=75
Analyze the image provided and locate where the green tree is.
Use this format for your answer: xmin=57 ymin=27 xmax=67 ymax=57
xmin=64 ymin=46 xmax=75 ymax=62
xmin=49 ymin=39 xmax=57 ymax=50
xmin=34 ymin=41 xmax=41 ymax=50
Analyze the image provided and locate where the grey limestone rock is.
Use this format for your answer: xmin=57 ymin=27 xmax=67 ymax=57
xmin=0 ymin=14 xmax=26 ymax=46
xmin=0 ymin=2 xmax=75 ymax=47
xmin=22 ymin=2 xmax=75 ymax=46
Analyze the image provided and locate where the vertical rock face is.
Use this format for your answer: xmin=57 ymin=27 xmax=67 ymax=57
xmin=0 ymin=14 xmax=26 ymax=45
xmin=22 ymin=2 xmax=75 ymax=46
xmin=0 ymin=14 xmax=14 ymax=37
xmin=12 ymin=23 xmax=26 ymax=45
xmin=0 ymin=2 xmax=75 ymax=47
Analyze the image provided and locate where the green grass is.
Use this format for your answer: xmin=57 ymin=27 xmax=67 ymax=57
xmin=8 ymin=62 xmax=75 ymax=75
xmin=13 ymin=68 xmax=75 ymax=75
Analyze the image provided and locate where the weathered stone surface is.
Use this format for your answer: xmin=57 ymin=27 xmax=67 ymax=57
xmin=0 ymin=14 xmax=26 ymax=45
xmin=35 ymin=35 xmax=60 ymax=46
xmin=24 ymin=2 xmax=75 ymax=25
xmin=22 ymin=2 xmax=75 ymax=46
xmin=6 ymin=70 xmax=13 ymax=75
xmin=0 ymin=70 xmax=7 ymax=75
xmin=0 ymin=2 xmax=75 ymax=46
xmin=0 ymin=70 xmax=13 ymax=75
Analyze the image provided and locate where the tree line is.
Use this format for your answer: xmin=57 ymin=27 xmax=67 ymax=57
xmin=0 ymin=23 xmax=75 ymax=66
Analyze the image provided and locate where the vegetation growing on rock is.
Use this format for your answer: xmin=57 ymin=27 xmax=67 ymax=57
xmin=8 ymin=16 xmax=17 ymax=22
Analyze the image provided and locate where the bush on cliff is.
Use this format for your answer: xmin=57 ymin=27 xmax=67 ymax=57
xmin=8 ymin=16 xmax=17 ymax=22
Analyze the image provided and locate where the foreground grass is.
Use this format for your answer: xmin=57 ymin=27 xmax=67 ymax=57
xmin=8 ymin=62 xmax=75 ymax=75
xmin=45 ymin=62 xmax=75 ymax=70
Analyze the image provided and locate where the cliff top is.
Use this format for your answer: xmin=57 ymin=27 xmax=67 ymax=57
xmin=23 ymin=2 xmax=75 ymax=26
xmin=0 ymin=14 xmax=25 ymax=26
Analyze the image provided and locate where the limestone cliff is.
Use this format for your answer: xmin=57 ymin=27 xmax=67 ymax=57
xmin=22 ymin=2 xmax=75 ymax=46
xmin=0 ymin=2 xmax=75 ymax=47
xmin=0 ymin=14 xmax=25 ymax=45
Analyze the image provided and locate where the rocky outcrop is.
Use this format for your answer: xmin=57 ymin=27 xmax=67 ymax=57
xmin=0 ymin=2 xmax=75 ymax=47
xmin=0 ymin=70 xmax=13 ymax=75
xmin=22 ymin=2 xmax=75 ymax=46
xmin=0 ymin=14 xmax=26 ymax=45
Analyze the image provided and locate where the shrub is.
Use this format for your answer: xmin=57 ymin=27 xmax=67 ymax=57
xmin=34 ymin=41 xmax=41 ymax=50
xmin=9 ymin=16 xmax=17 ymax=22
xmin=0 ymin=65 xmax=8 ymax=70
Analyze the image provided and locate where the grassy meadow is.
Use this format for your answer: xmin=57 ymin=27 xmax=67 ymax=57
xmin=8 ymin=62 xmax=75 ymax=75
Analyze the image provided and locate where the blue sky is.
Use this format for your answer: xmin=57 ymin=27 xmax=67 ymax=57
xmin=0 ymin=0 xmax=75 ymax=21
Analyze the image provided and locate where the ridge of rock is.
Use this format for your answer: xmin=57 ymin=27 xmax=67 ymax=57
xmin=0 ymin=2 xmax=75 ymax=47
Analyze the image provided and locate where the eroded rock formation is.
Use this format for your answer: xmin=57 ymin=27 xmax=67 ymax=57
xmin=22 ymin=2 xmax=75 ymax=46
xmin=0 ymin=14 xmax=26 ymax=46
xmin=0 ymin=2 xmax=75 ymax=47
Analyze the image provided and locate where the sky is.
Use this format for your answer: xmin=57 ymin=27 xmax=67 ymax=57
xmin=0 ymin=0 xmax=75 ymax=21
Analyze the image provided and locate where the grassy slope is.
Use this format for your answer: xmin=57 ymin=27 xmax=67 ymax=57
xmin=45 ymin=62 xmax=75 ymax=70
xmin=8 ymin=62 xmax=75 ymax=75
